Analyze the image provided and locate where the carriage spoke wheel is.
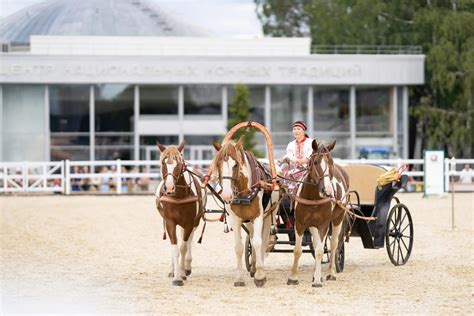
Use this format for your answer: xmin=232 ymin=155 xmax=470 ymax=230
xmin=245 ymin=235 xmax=252 ymax=273
xmin=385 ymin=203 xmax=413 ymax=266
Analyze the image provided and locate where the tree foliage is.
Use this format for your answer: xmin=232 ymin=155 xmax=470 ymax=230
xmin=255 ymin=0 xmax=474 ymax=157
xmin=227 ymin=84 xmax=262 ymax=157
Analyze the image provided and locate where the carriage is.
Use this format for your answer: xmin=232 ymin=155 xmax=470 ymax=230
xmin=156 ymin=121 xmax=414 ymax=287
xmin=245 ymin=163 xmax=414 ymax=273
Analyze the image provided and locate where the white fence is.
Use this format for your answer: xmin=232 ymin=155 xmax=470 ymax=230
xmin=1 ymin=158 xmax=473 ymax=194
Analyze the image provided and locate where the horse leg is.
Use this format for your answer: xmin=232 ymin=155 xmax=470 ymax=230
xmin=252 ymin=216 xmax=266 ymax=287
xmin=166 ymin=222 xmax=184 ymax=286
xmin=183 ymin=228 xmax=195 ymax=276
xmin=327 ymin=221 xmax=342 ymax=281
xmin=287 ymin=228 xmax=303 ymax=285
xmin=244 ymin=222 xmax=256 ymax=277
xmin=310 ymin=227 xmax=325 ymax=288
xmin=229 ymin=216 xmax=245 ymax=287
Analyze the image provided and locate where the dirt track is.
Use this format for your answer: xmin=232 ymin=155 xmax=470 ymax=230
xmin=1 ymin=193 xmax=473 ymax=314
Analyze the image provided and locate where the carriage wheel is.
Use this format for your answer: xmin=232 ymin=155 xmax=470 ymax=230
xmin=335 ymin=242 xmax=345 ymax=273
xmin=385 ymin=203 xmax=413 ymax=266
xmin=244 ymin=235 xmax=252 ymax=273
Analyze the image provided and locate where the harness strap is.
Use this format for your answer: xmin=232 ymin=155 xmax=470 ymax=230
xmin=295 ymin=196 xmax=333 ymax=206
xmin=159 ymin=195 xmax=199 ymax=204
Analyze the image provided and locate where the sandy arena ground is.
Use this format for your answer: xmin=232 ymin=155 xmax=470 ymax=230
xmin=1 ymin=193 xmax=473 ymax=314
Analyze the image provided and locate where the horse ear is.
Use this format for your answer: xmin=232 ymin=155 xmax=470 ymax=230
xmin=312 ymin=139 xmax=319 ymax=151
xmin=177 ymin=141 xmax=186 ymax=153
xmin=213 ymin=141 xmax=222 ymax=151
xmin=156 ymin=141 xmax=166 ymax=153
xmin=236 ymin=135 xmax=244 ymax=148
xmin=326 ymin=140 xmax=336 ymax=152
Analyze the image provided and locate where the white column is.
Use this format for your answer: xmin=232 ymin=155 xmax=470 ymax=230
xmin=222 ymin=86 xmax=228 ymax=129
xmin=350 ymin=86 xmax=356 ymax=159
xmin=403 ymin=86 xmax=409 ymax=159
xmin=392 ymin=87 xmax=398 ymax=157
xmin=89 ymin=85 xmax=95 ymax=161
xmin=44 ymin=85 xmax=50 ymax=161
xmin=178 ymin=85 xmax=184 ymax=143
xmin=134 ymin=85 xmax=139 ymax=160
xmin=307 ymin=86 xmax=314 ymax=138
xmin=265 ymin=86 xmax=271 ymax=130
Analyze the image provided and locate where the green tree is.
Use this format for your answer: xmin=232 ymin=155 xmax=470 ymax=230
xmin=255 ymin=0 xmax=474 ymax=158
xmin=227 ymin=84 xmax=262 ymax=157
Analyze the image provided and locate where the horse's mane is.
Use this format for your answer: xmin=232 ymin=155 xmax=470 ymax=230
xmin=159 ymin=146 xmax=184 ymax=165
xmin=209 ymin=140 xmax=245 ymax=178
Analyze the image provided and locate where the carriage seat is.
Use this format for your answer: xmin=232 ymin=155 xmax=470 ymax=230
xmin=343 ymin=164 xmax=387 ymax=205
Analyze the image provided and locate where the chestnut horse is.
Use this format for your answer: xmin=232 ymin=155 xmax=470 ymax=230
xmin=287 ymin=140 xmax=349 ymax=287
xmin=210 ymin=137 xmax=281 ymax=287
xmin=155 ymin=141 xmax=207 ymax=286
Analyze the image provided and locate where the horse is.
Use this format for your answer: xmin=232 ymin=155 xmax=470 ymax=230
xmin=287 ymin=139 xmax=349 ymax=287
xmin=155 ymin=141 xmax=207 ymax=286
xmin=210 ymin=137 xmax=282 ymax=287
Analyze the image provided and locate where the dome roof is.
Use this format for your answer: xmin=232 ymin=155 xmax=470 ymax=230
xmin=0 ymin=0 xmax=207 ymax=43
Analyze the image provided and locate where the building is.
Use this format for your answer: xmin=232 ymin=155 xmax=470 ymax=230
xmin=0 ymin=0 xmax=425 ymax=162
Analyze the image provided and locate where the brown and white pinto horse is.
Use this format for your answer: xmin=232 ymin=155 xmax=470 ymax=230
xmin=210 ymin=137 xmax=281 ymax=287
xmin=288 ymin=140 xmax=349 ymax=287
xmin=155 ymin=141 xmax=207 ymax=286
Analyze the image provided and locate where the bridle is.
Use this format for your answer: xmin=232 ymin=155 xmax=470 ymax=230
xmin=307 ymin=146 xmax=334 ymax=196
xmin=161 ymin=156 xmax=187 ymax=192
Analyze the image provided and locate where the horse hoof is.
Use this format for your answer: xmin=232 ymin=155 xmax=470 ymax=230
xmin=234 ymin=281 xmax=246 ymax=287
xmin=172 ymin=280 xmax=184 ymax=286
xmin=185 ymin=269 xmax=192 ymax=276
xmin=181 ymin=275 xmax=187 ymax=281
xmin=326 ymin=275 xmax=336 ymax=281
xmin=250 ymin=271 xmax=255 ymax=278
xmin=168 ymin=272 xmax=174 ymax=278
xmin=287 ymin=279 xmax=299 ymax=285
xmin=254 ymin=277 xmax=266 ymax=287
xmin=312 ymin=283 xmax=323 ymax=288
xmin=312 ymin=277 xmax=324 ymax=283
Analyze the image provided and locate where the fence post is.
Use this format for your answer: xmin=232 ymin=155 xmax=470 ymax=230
xmin=61 ymin=161 xmax=65 ymax=194
xmin=43 ymin=163 xmax=47 ymax=190
xmin=444 ymin=158 xmax=450 ymax=192
xmin=116 ymin=159 xmax=122 ymax=195
xmin=23 ymin=162 xmax=28 ymax=192
xmin=65 ymin=160 xmax=71 ymax=195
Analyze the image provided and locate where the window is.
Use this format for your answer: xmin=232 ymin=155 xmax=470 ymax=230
xmin=184 ymin=85 xmax=221 ymax=115
xmin=94 ymin=84 xmax=134 ymax=160
xmin=140 ymin=85 xmax=178 ymax=115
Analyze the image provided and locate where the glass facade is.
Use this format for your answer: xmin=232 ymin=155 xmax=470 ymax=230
xmin=94 ymin=84 xmax=134 ymax=160
xmin=2 ymin=85 xmax=47 ymax=161
xmin=227 ymin=85 xmax=265 ymax=125
xmin=313 ymin=87 xmax=350 ymax=158
xmin=1 ymin=84 xmax=406 ymax=161
xmin=356 ymin=88 xmax=391 ymax=133
xmin=184 ymin=85 xmax=221 ymax=115
xmin=355 ymin=87 xmax=393 ymax=158
xmin=49 ymin=85 xmax=90 ymax=161
xmin=140 ymin=85 xmax=178 ymax=115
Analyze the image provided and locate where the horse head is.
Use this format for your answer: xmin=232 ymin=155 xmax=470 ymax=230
xmin=308 ymin=139 xmax=336 ymax=197
xmin=210 ymin=136 xmax=246 ymax=204
xmin=157 ymin=141 xmax=186 ymax=195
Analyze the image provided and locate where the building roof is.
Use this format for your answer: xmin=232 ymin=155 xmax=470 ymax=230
xmin=0 ymin=0 xmax=206 ymax=43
